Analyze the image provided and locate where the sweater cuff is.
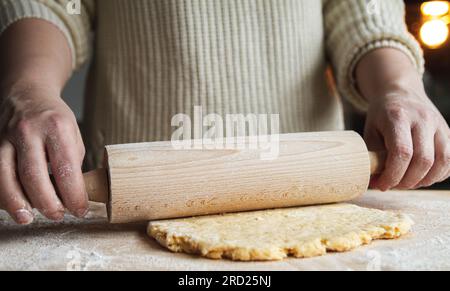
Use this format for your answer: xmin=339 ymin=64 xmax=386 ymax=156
xmin=0 ymin=0 xmax=76 ymax=69
xmin=340 ymin=38 xmax=425 ymax=112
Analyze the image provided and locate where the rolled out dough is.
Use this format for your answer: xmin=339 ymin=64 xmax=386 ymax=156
xmin=148 ymin=204 xmax=413 ymax=261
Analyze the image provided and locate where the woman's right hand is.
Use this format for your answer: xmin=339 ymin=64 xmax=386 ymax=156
xmin=0 ymin=84 xmax=88 ymax=225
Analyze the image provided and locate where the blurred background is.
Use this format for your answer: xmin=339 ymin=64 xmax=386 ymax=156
xmin=62 ymin=0 xmax=450 ymax=189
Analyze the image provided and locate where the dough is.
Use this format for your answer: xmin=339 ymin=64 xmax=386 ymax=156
xmin=148 ymin=204 xmax=413 ymax=261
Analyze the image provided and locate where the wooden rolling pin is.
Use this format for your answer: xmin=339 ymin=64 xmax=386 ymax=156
xmin=82 ymin=131 xmax=385 ymax=223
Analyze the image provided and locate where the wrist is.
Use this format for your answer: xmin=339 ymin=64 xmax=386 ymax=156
xmin=0 ymin=19 xmax=72 ymax=100
xmin=361 ymin=70 xmax=427 ymax=106
xmin=356 ymin=48 xmax=425 ymax=105
xmin=0 ymin=75 xmax=62 ymax=101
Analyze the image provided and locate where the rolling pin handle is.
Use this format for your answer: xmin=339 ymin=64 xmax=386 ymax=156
xmin=84 ymin=168 xmax=109 ymax=204
xmin=369 ymin=151 xmax=386 ymax=175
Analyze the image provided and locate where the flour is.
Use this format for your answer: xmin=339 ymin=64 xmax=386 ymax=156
xmin=351 ymin=191 xmax=450 ymax=271
xmin=0 ymin=203 xmax=111 ymax=271
xmin=1 ymin=191 xmax=450 ymax=270
xmin=66 ymin=247 xmax=110 ymax=271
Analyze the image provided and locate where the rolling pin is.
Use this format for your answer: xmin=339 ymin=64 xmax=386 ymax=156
xmin=82 ymin=131 xmax=385 ymax=223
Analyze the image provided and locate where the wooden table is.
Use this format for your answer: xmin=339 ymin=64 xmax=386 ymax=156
xmin=0 ymin=190 xmax=449 ymax=271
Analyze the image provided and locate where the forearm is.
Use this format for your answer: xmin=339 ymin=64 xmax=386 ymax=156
xmin=355 ymin=48 xmax=426 ymax=104
xmin=0 ymin=19 xmax=88 ymax=224
xmin=355 ymin=47 xmax=449 ymax=191
xmin=0 ymin=19 xmax=72 ymax=98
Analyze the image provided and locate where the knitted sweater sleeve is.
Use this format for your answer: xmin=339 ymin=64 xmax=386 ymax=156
xmin=0 ymin=0 xmax=95 ymax=70
xmin=323 ymin=0 xmax=425 ymax=112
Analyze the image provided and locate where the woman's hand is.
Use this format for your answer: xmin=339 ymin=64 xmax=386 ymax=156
xmin=364 ymin=88 xmax=450 ymax=191
xmin=0 ymin=19 xmax=84 ymax=224
xmin=0 ymin=85 xmax=88 ymax=224
xmin=357 ymin=48 xmax=450 ymax=191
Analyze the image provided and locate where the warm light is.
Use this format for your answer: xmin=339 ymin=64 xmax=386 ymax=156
xmin=420 ymin=19 xmax=449 ymax=48
xmin=421 ymin=1 xmax=450 ymax=17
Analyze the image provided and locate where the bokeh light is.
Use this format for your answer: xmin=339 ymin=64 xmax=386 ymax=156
xmin=421 ymin=1 xmax=450 ymax=17
xmin=420 ymin=19 xmax=449 ymax=48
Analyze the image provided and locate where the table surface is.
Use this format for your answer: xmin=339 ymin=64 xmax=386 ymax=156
xmin=1 ymin=190 xmax=449 ymax=271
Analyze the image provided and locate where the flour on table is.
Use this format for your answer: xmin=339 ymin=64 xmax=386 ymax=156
xmin=148 ymin=203 xmax=413 ymax=261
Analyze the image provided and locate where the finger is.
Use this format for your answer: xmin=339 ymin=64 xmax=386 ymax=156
xmin=363 ymin=126 xmax=384 ymax=188
xmin=46 ymin=123 xmax=88 ymax=218
xmin=440 ymin=169 xmax=450 ymax=183
xmin=438 ymin=132 xmax=450 ymax=182
xmin=75 ymin=126 xmax=86 ymax=158
xmin=364 ymin=126 xmax=385 ymax=151
xmin=0 ymin=141 xmax=34 ymax=225
xmin=398 ymin=124 xmax=435 ymax=189
xmin=415 ymin=130 xmax=449 ymax=188
xmin=377 ymin=122 xmax=413 ymax=191
xmin=11 ymin=130 xmax=65 ymax=221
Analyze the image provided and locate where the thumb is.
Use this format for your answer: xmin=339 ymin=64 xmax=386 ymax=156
xmin=364 ymin=123 xmax=385 ymax=152
xmin=364 ymin=124 xmax=385 ymax=189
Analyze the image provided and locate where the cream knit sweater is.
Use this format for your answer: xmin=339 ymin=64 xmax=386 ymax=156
xmin=0 ymin=0 xmax=424 ymax=167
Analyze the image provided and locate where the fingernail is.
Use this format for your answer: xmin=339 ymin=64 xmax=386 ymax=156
xmin=75 ymin=208 xmax=89 ymax=218
xmin=53 ymin=211 xmax=66 ymax=221
xmin=42 ymin=209 xmax=65 ymax=221
xmin=14 ymin=209 xmax=34 ymax=225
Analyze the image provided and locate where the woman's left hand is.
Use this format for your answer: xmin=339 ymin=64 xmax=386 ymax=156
xmin=364 ymin=88 xmax=450 ymax=191
xmin=356 ymin=48 xmax=450 ymax=191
